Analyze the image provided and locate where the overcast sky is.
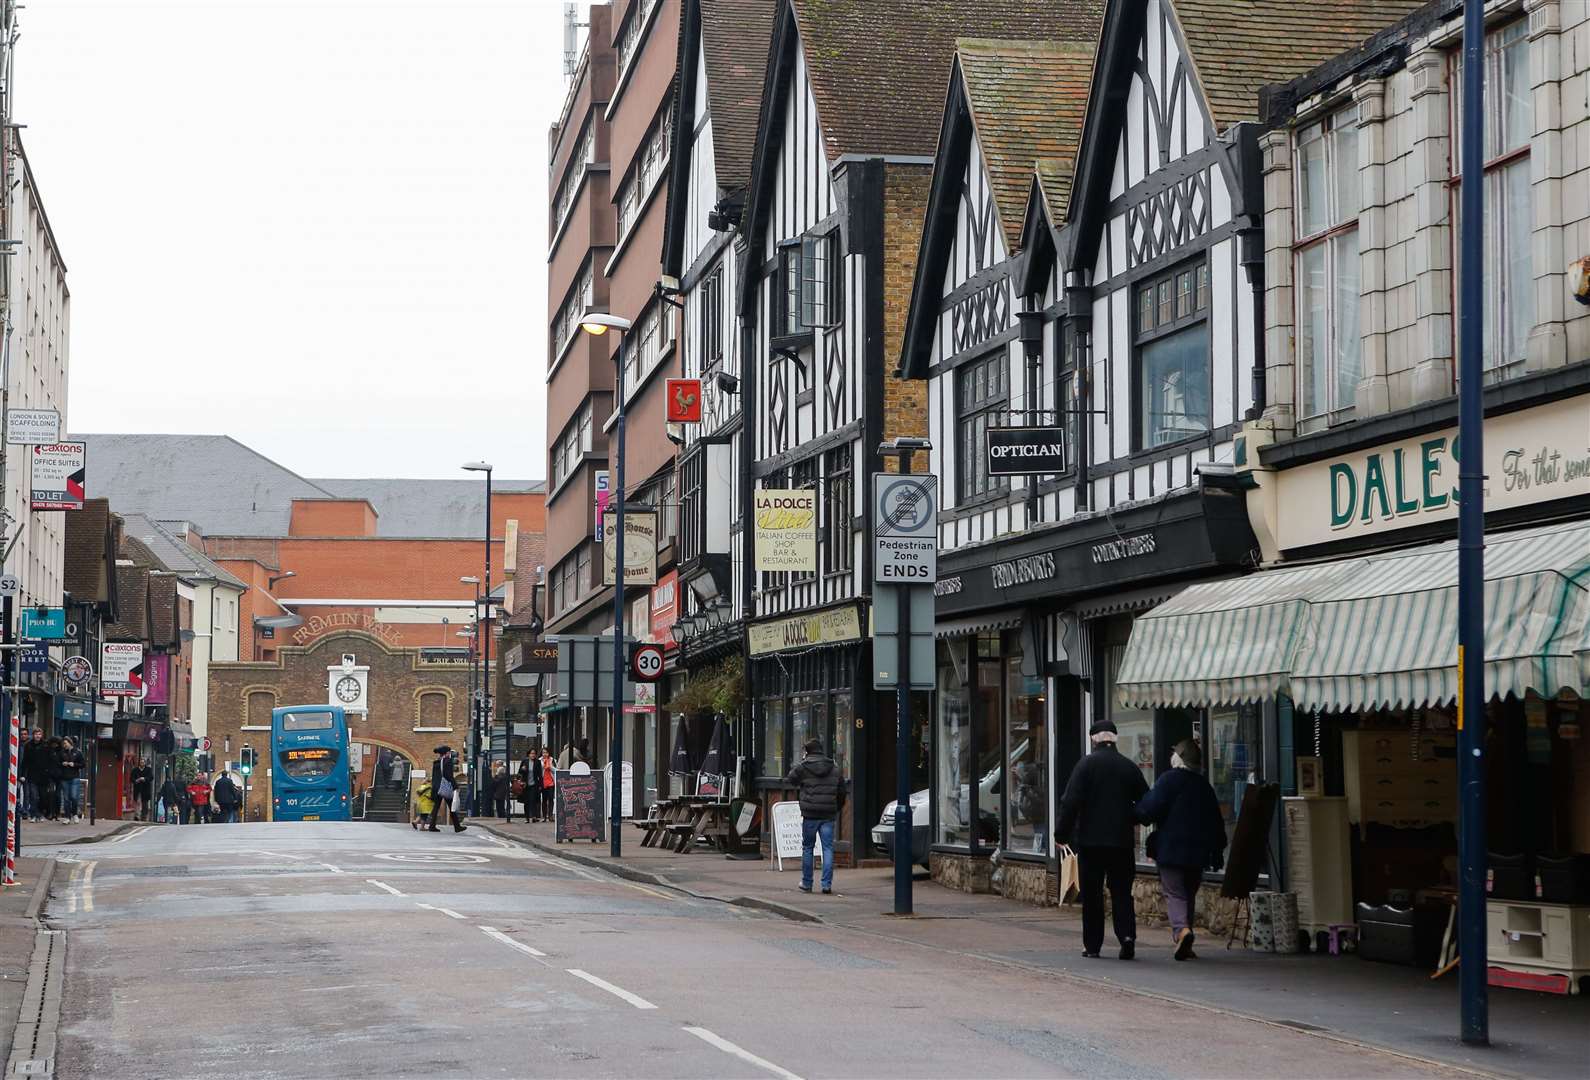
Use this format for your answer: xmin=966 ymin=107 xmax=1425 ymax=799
xmin=21 ymin=0 xmax=574 ymax=480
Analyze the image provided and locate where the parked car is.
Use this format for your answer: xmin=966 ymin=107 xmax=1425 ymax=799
xmin=872 ymin=789 xmax=930 ymax=867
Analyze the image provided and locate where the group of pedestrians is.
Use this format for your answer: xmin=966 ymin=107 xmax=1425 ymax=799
xmin=1057 ymin=719 xmax=1228 ymax=963
xmin=152 ymin=770 xmax=244 ymax=824
xmin=17 ymin=728 xmax=87 ymax=822
xmin=501 ymin=746 xmax=556 ymax=823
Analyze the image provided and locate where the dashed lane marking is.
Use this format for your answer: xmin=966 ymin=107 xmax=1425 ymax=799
xmin=478 ymin=926 xmax=547 ymax=958
xmin=320 ymin=863 xmax=346 ymax=874
xmin=684 ymin=1027 xmax=804 ymax=1080
xmin=366 ymin=879 xmax=406 ymax=897
xmin=565 ymin=968 xmax=657 ymax=1010
xmin=415 ymin=902 xmax=467 ymax=920
xmin=372 ymin=852 xmax=489 ymax=864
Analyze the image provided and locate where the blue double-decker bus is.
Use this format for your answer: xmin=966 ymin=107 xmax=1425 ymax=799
xmin=271 ymin=705 xmax=351 ymax=821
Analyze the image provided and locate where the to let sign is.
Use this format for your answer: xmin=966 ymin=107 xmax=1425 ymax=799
xmin=665 ymin=378 xmax=703 ymax=423
xmin=101 ymin=641 xmax=146 ymax=697
xmin=30 ymin=442 xmax=86 ymax=510
xmin=986 ymin=426 xmax=1068 ymax=476
xmin=873 ymin=474 xmax=937 ymax=584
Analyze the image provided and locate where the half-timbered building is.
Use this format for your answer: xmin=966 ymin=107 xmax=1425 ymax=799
xmin=738 ymin=0 xmax=1098 ymax=863
xmin=658 ymin=0 xmax=776 ymax=786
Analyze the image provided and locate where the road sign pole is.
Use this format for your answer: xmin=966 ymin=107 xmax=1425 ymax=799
xmin=892 ymin=450 xmax=918 ymax=917
xmin=2 ymin=593 xmax=16 ymax=885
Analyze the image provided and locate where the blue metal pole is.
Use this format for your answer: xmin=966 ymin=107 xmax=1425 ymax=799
xmin=894 ymin=449 xmax=914 ymax=915
xmin=611 ymin=331 xmax=627 ymax=858
xmin=1456 ymin=0 xmax=1489 ymax=1047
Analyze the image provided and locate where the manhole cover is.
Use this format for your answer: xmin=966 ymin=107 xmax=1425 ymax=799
xmin=371 ymin=852 xmax=489 ymax=864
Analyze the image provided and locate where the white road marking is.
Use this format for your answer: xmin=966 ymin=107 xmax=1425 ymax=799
xmin=320 ymin=863 xmax=346 ymax=874
xmin=565 ymin=968 xmax=657 ymax=1010
xmin=683 ymin=1026 xmax=804 ymax=1080
xmin=66 ymin=862 xmax=82 ymax=914
xmin=478 ymin=926 xmax=547 ymax=957
xmin=250 ymin=850 xmax=309 ymax=861
xmin=105 ymin=825 xmax=152 ymax=845
xmin=365 ymin=879 xmax=406 ymax=897
xmin=82 ymin=860 xmax=96 ymax=912
xmin=415 ymin=902 xmax=467 ymax=920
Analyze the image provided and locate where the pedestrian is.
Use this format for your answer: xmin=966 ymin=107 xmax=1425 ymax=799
xmin=490 ymin=762 xmax=511 ymax=820
xmin=449 ymin=761 xmax=469 ymax=833
xmin=38 ymin=737 xmax=64 ymax=821
xmin=57 ymin=737 xmax=85 ymax=822
xmin=426 ymin=746 xmax=456 ymax=832
xmin=783 ymin=738 xmax=845 ymax=895
xmin=1135 ymin=739 xmax=1227 ymax=961
xmin=131 ymin=762 xmax=154 ymax=821
xmin=576 ymin=737 xmax=592 ymax=766
xmin=187 ymin=773 xmax=212 ymax=824
xmin=1056 ymin=719 xmax=1150 ymax=960
xmin=158 ymin=775 xmax=184 ymax=825
xmin=388 ymin=753 xmax=408 ymax=791
xmin=18 ymin=729 xmax=44 ymax=821
xmin=539 ymin=747 xmax=556 ymax=821
xmin=413 ymin=780 xmax=434 ymax=830
xmin=212 ymin=771 xmax=241 ymax=823
xmin=514 ymin=750 xmax=539 ymax=823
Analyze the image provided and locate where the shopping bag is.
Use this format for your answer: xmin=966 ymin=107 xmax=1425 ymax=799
xmin=1058 ymin=845 xmax=1080 ymax=905
xmin=437 ymin=777 xmax=454 ymax=800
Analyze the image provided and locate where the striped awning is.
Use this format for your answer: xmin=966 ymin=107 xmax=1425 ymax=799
xmin=1117 ymin=519 xmax=1590 ymax=712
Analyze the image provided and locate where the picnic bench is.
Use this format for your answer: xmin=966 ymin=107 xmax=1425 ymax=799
xmin=630 ymin=797 xmax=737 ymax=853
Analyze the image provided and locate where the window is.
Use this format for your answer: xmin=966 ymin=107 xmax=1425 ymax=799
xmin=697 ymin=267 xmax=724 ymax=369
xmin=763 ymin=697 xmax=787 ymax=779
xmin=679 ymin=448 xmax=705 ymax=564
xmin=279 ymin=745 xmax=339 ymax=780
xmin=622 ymin=298 xmax=675 ymax=399
xmin=791 ymin=458 xmax=817 ymax=582
xmin=245 ymin=690 xmax=276 ymax=726
xmin=1135 ymin=261 xmax=1210 ymax=448
xmin=550 ymin=402 xmax=594 ymax=489
xmin=1452 ymin=19 xmax=1533 ymax=376
xmin=823 ymin=447 xmax=852 ymax=575
xmin=576 ymin=545 xmax=592 ymax=597
xmin=416 ymin=691 xmax=449 ymax=729
xmin=1295 ymin=106 xmax=1361 ymax=430
xmin=778 ymin=230 xmax=841 ymax=337
xmin=615 ymin=95 xmax=673 ymax=247
xmin=956 ymin=352 xmax=1009 ymax=501
xmin=550 ymin=263 xmax=595 ymax=363
xmin=614 ymin=0 xmax=658 ymax=79
xmin=280 ymin=711 xmax=334 ymax=731
xmin=1004 ymin=652 xmax=1047 ymax=856
xmin=550 ymin=119 xmax=595 ymax=236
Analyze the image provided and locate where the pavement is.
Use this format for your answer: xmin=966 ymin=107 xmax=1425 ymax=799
xmin=14 ymin=817 xmax=146 ymax=848
xmin=475 ymin=817 xmax=1588 ymax=1079
xmin=7 ymin=819 xmax=1493 ymax=1079
xmin=1 ymin=856 xmax=57 ymax=1070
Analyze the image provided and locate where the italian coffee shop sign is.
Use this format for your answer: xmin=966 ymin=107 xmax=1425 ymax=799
xmin=1275 ymin=396 xmax=1590 ymax=550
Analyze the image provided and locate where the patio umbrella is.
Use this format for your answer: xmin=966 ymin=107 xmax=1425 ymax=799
xmin=697 ymin=714 xmax=736 ymax=796
xmin=667 ymin=716 xmax=697 ymax=776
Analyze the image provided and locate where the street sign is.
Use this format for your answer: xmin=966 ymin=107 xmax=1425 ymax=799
xmin=873 ymin=474 xmax=937 ymax=584
xmin=594 ymin=470 xmax=610 ymax=542
xmin=5 ymin=408 xmax=60 ymax=445
xmin=201 ymin=736 xmax=213 ymax=752
xmin=986 ymin=425 xmax=1069 ymax=476
xmin=29 ymin=442 xmax=87 ymax=510
xmin=0 ymin=575 xmax=17 ymax=597
xmin=61 ymin=655 xmax=93 ymax=689
xmin=18 ymin=645 xmax=47 ymax=675
xmin=665 ymin=378 xmax=702 ymax=423
xmin=19 ymin=607 xmax=66 ymax=640
xmin=630 ymin=642 xmax=664 ymax=682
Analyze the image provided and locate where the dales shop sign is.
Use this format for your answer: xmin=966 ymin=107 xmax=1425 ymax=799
xmin=986 ymin=427 xmax=1068 ymax=476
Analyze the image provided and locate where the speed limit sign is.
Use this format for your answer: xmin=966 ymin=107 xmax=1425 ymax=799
xmin=630 ymin=642 xmax=664 ymax=683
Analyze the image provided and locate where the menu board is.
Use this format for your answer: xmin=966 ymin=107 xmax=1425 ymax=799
xmin=554 ymin=768 xmax=606 ymax=843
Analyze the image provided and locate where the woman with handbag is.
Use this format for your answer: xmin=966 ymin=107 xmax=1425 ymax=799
xmin=1134 ymin=739 xmax=1227 ymax=961
xmin=539 ymin=747 xmax=556 ymax=821
xmin=426 ymin=746 xmax=456 ymax=832
xmin=449 ymin=764 xmax=469 ymax=833
xmin=512 ymin=752 xmax=537 ymax=823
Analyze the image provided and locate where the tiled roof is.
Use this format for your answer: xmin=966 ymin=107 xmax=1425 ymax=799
xmin=957 ymin=39 xmax=1095 ymax=250
xmin=1170 ymin=0 xmax=1428 ymax=132
xmin=119 ymin=512 xmax=248 ymax=589
xmin=699 ymin=0 xmax=778 ymax=190
xmin=103 ymin=563 xmax=150 ymax=642
xmin=792 ymin=0 xmax=1102 ymax=160
xmin=1034 ymin=157 xmax=1071 ymax=224
xmin=63 ymin=498 xmax=116 ymax=604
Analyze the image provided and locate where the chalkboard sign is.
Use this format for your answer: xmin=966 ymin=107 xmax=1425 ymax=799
xmin=555 ymin=768 xmax=606 ymax=843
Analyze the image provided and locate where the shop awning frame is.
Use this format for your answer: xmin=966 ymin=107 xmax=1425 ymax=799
xmin=933 ymin=610 xmax=1024 ymax=639
xmin=1117 ymin=520 xmax=1590 ymax=713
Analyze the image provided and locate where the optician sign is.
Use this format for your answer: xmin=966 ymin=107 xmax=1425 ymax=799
xmin=1275 ymin=396 xmax=1590 ymax=551
xmin=985 ymin=426 xmax=1068 ymax=476
xmin=753 ymin=488 xmax=818 ymax=573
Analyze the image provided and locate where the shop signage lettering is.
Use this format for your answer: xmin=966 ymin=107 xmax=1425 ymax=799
xmin=293 ymin=613 xmax=403 ymax=647
xmin=986 ymin=426 xmax=1068 ymax=476
xmin=753 ymin=489 xmax=818 ymax=573
xmin=1277 ymin=396 xmax=1590 ymax=550
xmin=1091 ymin=533 xmax=1157 ymax=564
xmin=934 ymin=576 xmax=963 ymax=597
xmin=990 ymin=552 xmax=1056 ymax=590
xmin=748 ymin=605 xmax=863 ymax=657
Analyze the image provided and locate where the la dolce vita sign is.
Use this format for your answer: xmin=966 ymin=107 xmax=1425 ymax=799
xmin=1276 ymin=396 xmax=1590 ymax=550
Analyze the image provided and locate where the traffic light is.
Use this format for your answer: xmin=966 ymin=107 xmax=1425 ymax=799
xmin=240 ymin=745 xmax=255 ymax=775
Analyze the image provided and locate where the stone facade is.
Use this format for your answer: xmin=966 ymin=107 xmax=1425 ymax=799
xmin=206 ymin=629 xmax=469 ymax=820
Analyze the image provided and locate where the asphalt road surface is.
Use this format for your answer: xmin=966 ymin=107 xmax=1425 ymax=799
xmin=31 ymin=823 xmax=1462 ymax=1079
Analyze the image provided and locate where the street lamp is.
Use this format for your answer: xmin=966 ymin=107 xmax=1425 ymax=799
xmin=579 ymin=310 xmax=633 ymax=857
xmin=462 ymin=464 xmax=493 ymax=815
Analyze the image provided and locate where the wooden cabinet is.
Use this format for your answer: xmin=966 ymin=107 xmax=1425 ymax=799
xmin=1342 ymin=728 xmax=1457 ymax=828
xmin=1485 ymin=900 xmax=1590 ymax=993
xmin=1284 ymin=796 xmax=1352 ymax=934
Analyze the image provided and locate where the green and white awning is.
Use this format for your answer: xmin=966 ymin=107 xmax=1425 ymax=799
xmin=1117 ymin=520 xmax=1590 ymax=713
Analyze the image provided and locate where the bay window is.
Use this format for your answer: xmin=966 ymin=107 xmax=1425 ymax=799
xmin=1295 ymin=106 xmax=1361 ymax=430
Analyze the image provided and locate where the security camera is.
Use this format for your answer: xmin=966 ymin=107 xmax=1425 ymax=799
xmin=716 ymin=371 xmax=740 ymax=394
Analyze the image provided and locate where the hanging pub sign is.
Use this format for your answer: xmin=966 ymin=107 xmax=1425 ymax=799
xmin=602 ymin=508 xmax=658 ymax=586
xmin=101 ymin=641 xmax=146 ymax=697
xmin=753 ymin=488 xmax=818 ymax=573
xmin=986 ymin=426 xmax=1069 ymax=476
xmin=665 ymin=378 xmax=703 ymax=423
xmin=30 ymin=441 xmax=86 ymax=510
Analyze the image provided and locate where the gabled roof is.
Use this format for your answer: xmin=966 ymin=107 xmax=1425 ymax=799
xmin=791 ymin=0 xmax=1101 ymax=161
xmin=1171 ymin=0 xmax=1428 ymax=132
xmin=119 ymin=512 xmax=248 ymax=590
xmin=147 ymin=573 xmax=181 ymax=648
xmin=63 ymin=498 xmax=118 ymax=608
xmin=957 ymin=39 xmax=1096 ymax=252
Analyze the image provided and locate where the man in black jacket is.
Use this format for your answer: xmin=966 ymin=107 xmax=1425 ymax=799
xmin=784 ymin=739 xmax=843 ymax=895
xmin=1056 ymin=719 xmax=1149 ymax=959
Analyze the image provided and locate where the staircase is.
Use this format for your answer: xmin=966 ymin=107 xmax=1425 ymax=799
xmin=362 ymin=785 xmax=410 ymax=823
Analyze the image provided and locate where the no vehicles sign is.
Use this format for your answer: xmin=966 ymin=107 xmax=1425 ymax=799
xmin=873 ymin=475 xmax=937 ymax=585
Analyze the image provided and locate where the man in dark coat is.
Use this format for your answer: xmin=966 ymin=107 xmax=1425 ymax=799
xmin=1056 ymin=719 xmax=1149 ymax=959
xmin=784 ymin=739 xmax=844 ymax=895
xmin=212 ymin=772 xmax=241 ymax=823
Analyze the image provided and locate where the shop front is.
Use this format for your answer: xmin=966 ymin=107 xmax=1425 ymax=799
xmin=930 ymin=478 xmax=1263 ymax=902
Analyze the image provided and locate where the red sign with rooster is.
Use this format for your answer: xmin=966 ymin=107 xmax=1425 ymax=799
xmin=665 ymin=378 xmax=703 ymax=423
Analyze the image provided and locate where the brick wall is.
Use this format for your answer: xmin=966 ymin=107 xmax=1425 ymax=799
xmin=289 ymin=499 xmax=378 ymax=537
xmin=207 ymin=629 xmax=469 ymax=821
xmin=882 ymin=163 xmax=932 ymax=470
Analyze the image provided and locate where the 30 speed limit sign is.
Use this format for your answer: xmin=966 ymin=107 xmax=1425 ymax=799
xmin=630 ymin=642 xmax=664 ymax=682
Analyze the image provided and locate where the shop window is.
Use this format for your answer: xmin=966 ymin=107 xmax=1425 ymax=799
xmin=763 ymin=697 xmax=787 ymax=779
xmin=935 ymin=639 xmax=972 ymax=846
xmin=1451 ymin=19 xmax=1533 ymax=378
xmin=831 ymin=690 xmax=853 ymax=784
xmin=956 ymin=352 xmax=1009 ymax=501
xmin=1004 ymin=650 xmax=1048 ymax=856
xmin=1207 ymin=703 xmax=1264 ymax=849
xmin=790 ymin=692 xmax=826 ymax=756
xmin=1294 ymin=106 xmax=1361 ymax=431
xmin=1134 ymin=261 xmax=1210 ymax=448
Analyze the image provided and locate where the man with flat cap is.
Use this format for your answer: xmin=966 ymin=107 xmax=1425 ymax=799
xmin=1056 ymin=719 xmax=1149 ymax=959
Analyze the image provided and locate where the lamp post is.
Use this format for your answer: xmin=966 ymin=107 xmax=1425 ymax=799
xmin=459 ymin=574 xmax=480 ymax=809
xmin=579 ymin=311 xmax=633 ymax=858
xmin=462 ymin=464 xmax=493 ymax=816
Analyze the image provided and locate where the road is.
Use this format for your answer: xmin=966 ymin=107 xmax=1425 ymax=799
xmin=30 ymin=822 xmax=1461 ymax=1079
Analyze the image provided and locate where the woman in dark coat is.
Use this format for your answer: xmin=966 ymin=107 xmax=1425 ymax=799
xmin=1134 ymin=739 xmax=1227 ymax=961
xmin=514 ymin=751 xmax=541 ymax=823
